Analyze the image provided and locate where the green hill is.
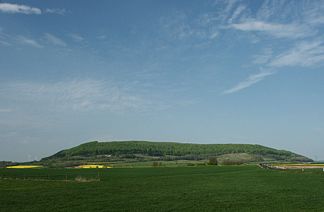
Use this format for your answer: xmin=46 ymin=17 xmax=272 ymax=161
xmin=41 ymin=141 xmax=312 ymax=167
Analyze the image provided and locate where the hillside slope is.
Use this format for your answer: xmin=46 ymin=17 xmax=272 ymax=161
xmin=42 ymin=141 xmax=312 ymax=165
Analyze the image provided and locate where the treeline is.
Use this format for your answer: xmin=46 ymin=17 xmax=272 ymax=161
xmin=43 ymin=141 xmax=312 ymax=162
xmin=0 ymin=161 xmax=18 ymax=168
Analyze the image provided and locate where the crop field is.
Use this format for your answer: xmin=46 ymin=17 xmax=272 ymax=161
xmin=1 ymin=166 xmax=324 ymax=212
xmin=271 ymin=163 xmax=324 ymax=169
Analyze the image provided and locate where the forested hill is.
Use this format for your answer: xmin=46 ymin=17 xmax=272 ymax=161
xmin=43 ymin=141 xmax=312 ymax=162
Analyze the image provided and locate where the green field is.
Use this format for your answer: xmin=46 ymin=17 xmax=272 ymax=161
xmin=1 ymin=166 xmax=324 ymax=211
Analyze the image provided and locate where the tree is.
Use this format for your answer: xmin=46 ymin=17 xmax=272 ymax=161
xmin=208 ymin=157 xmax=218 ymax=165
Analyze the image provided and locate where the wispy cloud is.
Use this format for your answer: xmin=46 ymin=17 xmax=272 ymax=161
xmin=96 ymin=35 xmax=107 ymax=40
xmin=252 ymin=48 xmax=273 ymax=64
xmin=270 ymin=40 xmax=324 ymax=67
xmin=228 ymin=5 xmax=247 ymax=23
xmin=160 ymin=11 xmax=194 ymax=40
xmin=0 ymin=28 xmax=11 ymax=46
xmin=0 ymin=108 xmax=12 ymax=113
xmin=68 ymin=33 xmax=84 ymax=42
xmin=229 ymin=20 xmax=312 ymax=39
xmin=223 ymin=69 xmax=275 ymax=94
xmin=16 ymin=36 xmax=43 ymax=48
xmin=0 ymin=40 xmax=10 ymax=46
xmin=223 ymin=39 xmax=324 ymax=94
xmin=160 ymin=10 xmax=221 ymax=43
xmin=220 ymin=0 xmax=324 ymax=94
xmin=212 ymin=0 xmax=241 ymax=23
xmin=44 ymin=33 xmax=66 ymax=47
xmin=0 ymin=79 xmax=152 ymax=112
xmin=0 ymin=3 xmax=66 ymax=16
xmin=45 ymin=8 xmax=66 ymax=15
xmin=0 ymin=3 xmax=41 ymax=15
xmin=209 ymin=32 xmax=219 ymax=40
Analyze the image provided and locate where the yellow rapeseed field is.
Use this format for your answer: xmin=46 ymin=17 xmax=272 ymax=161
xmin=76 ymin=165 xmax=111 ymax=169
xmin=6 ymin=165 xmax=43 ymax=169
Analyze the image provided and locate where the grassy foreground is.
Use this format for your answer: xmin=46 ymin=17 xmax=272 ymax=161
xmin=1 ymin=166 xmax=324 ymax=211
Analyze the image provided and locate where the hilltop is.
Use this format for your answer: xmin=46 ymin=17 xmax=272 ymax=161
xmin=41 ymin=141 xmax=312 ymax=167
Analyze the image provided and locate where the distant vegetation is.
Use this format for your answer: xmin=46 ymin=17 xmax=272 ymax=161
xmin=0 ymin=161 xmax=18 ymax=168
xmin=40 ymin=141 xmax=312 ymax=167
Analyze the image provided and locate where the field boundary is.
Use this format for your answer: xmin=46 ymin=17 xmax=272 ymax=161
xmin=259 ymin=163 xmax=324 ymax=170
xmin=0 ymin=175 xmax=101 ymax=182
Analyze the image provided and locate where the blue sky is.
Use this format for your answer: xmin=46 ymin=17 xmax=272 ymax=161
xmin=0 ymin=0 xmax=324 ymax=161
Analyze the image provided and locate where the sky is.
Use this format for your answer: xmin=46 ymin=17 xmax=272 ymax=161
xmin=0 ymin=0 xmax=324 ymax=162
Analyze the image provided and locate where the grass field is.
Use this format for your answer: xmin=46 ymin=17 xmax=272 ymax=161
xmin=1 ymin=166 xmax=324 ymax=211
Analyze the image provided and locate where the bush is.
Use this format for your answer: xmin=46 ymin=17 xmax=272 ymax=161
xmin=152 ymin=161 xmax=162 ymax=167
xmin=219 ymin=159 xmax=244 ymax=165
xmin=208 ymin=157 xmax=218 ymax=165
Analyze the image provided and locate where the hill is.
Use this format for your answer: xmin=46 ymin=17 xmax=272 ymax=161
xmin=41 ymin=141 xmax=312 ymax=167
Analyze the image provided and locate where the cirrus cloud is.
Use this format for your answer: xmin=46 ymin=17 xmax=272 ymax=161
xmin=16 ymin=35 xmax=43 ymax=48
xmin=229 ymin=20 xmax=312 ymax=39
xmin=44 ymin=33 xmax=66 ymax=47
xmin=0 ymin=3 xmax=41 ymax=15
xmin=0 ymin=79 xmax=154 ymax=113
xmin=223 ymin=70 xmax=275 ymax=94
xmin=0 ymin=2 xmax=66 ymax=16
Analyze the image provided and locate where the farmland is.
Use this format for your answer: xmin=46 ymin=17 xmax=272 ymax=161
xmin=1 ymin=166 xmax=324 ymax=211
xmin=270 ymin=163 xmax=324 ymax=169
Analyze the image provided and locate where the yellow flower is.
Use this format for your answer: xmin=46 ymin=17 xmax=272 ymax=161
xmin=6 ymin=165 xmax=43 ymax=169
